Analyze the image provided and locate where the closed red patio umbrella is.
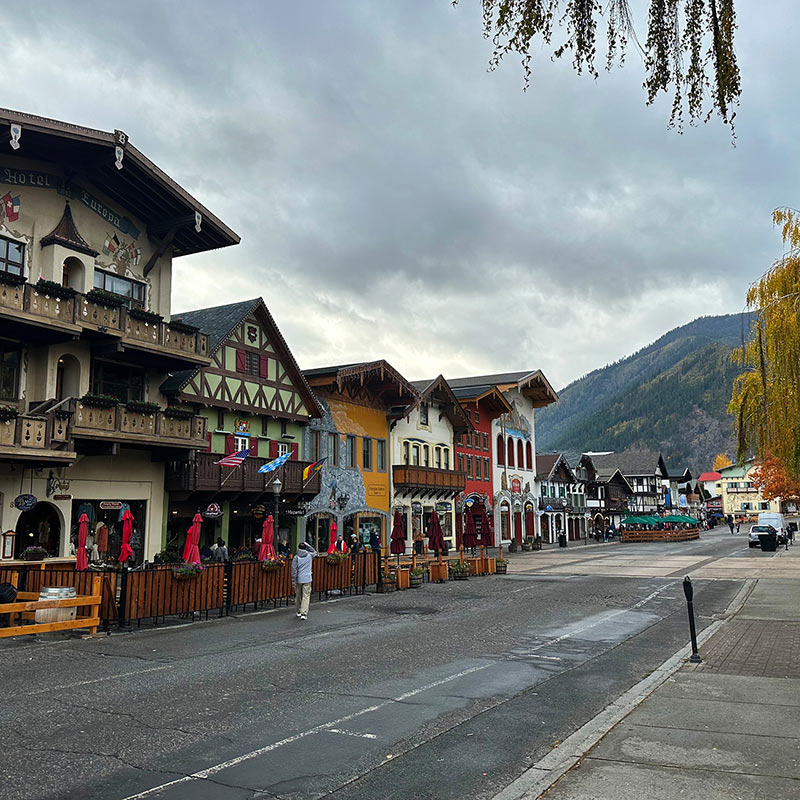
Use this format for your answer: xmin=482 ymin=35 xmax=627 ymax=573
xmin=182 ymin=512 xmax=202 ymax=564
xmin=478 ymin=506 xmax=494 ymax=549
xmin=463 ymin=512 xmax=478 ymax=551
xmin=326 ymin=520 xmax=338 ymax=554
xmin=75 ymin=512 xmax=89 ymax=571
xmin=258 ymin=515 xmax=276 ymax=561
xmin=119 ymin=509 xmax=135 ymax=564
xmin=389 ymin=510 xmax=406 ymax=566
xmin=427 ymin=510 xmax=445 ymax=556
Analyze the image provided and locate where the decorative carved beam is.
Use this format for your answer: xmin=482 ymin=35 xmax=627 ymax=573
xmin=142 ymin=227 xmax=176 ymax=276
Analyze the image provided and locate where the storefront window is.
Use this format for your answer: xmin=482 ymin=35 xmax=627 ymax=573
xmin=306 ymin=514 xmax=334 ymax=552
xmin=358 ymin=515 xmax=382 ymax=547
xmin=500 ymin=503 xmax=510 ymax=540
xmin=70 ymin=499 xmax=147 ymax=564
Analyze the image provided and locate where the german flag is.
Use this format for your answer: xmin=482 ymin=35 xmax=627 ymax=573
xmin=302 ymin=457 xmax=327 ymax=482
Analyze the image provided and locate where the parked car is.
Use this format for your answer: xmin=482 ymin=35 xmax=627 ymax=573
xmin=757 ymin=512 xmax=788 ymax=545
xmin=748 ymin=524 xmax=784 ymax=548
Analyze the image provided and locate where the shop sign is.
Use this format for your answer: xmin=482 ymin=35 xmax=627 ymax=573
xmin=284 ymin=509 xmax=305 ymax=516
xmin=100 ymin=501 xmax=122 ymax=510
xmin=13 ymin=494 xmax=37 ymax=511
xmin=203 ymin=503 xmax=223 ymax=519
xmin=411 ymin=502 xmax=423 ymax=514
xmin=251 ymin=504 xmax=266 ymax=519
xmin=436 ymin=502 xmax=451 ymax=512
xmin=53 ymin=494 xmax=72 ymax=501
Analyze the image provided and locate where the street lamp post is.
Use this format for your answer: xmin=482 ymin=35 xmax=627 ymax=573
xmin=272 ymin=477 xmax=282 ymax=549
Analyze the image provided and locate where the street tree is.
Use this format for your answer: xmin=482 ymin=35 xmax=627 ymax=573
xmin=751 ymin=452 xmax=800 ymax=501
xmin=731 ymin=208 xmax=800 ymax=480
xmin=458 ymin=0 xmax=741 ymax=132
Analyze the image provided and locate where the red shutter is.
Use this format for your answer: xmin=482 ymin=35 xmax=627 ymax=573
xmin=235 ymin=349 xmax=246 ymax=373
xmin=259 ymin=356 xmax=268 ymax=378
xmin=225 ymin=434 xmax=236 ymax=454
xmin=497 ymin=434 xmax=505 ymax=466
xmin=290 ymin=443 xmax=298 ymax=461
xmin=269 ymin=440 xmax=278 ymax=459
xmin=204 ymin=432 xmax=212 ymax=453
xmin=250 ymin=437 xmax=258 ymax=457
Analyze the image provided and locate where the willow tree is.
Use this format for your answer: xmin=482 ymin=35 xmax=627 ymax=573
xmin=731 ymin=208 xmax=800 ymax=480
xmin=457 ymin=0 xmax=741 ymax=132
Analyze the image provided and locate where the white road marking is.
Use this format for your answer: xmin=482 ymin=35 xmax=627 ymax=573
xmin=122 ymin=663 xmax=492 ymax=799
xmin=327 ymin=729 xmax=378 ymax=739
xmin=525 ymin=654 xmax=562 ymax=661
xmin=25 ymin=664 xmax=176 ymax=695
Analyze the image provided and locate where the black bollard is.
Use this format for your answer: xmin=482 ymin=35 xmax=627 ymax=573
xmin=682 ymin=576 xmax=702 ymax=663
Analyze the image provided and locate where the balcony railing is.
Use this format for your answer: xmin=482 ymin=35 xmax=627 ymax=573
xmin=165 ymin=451 xmax=322 ymax=496
xmin=392 ymin=465 xmax=466 ymax=493
xmin=0 ymin=409 xmax=75 ymax=463
xmin=70 ymin=400 xmax=207 ymax=449
xmin=0 ymin=278 xmax=209 ymax=367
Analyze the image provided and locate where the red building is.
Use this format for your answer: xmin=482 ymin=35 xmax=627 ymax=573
xmin=451 ymin=384 xmax=512 ymax=547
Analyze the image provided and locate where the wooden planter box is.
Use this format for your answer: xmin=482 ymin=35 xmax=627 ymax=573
xmin=377 ymin=579 xmax=396 ymax=593
xmin=495 ymin=562 xmax=508 ymax=574
xmin=395 ymin=568 xmax=410 ymax=590
xmin=466 ymin=557 xmax=481 ymax=576
xmin=483 ymin=557 xmax=496 ymax=574
xmin=429 ymin=562 xmax=449 ymax=583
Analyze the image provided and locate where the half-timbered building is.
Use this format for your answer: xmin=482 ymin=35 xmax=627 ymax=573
xmin=301 ymin=361 xmax=419 ymax=552
xmin=535 ymin=453 xmax=586 ymax=542
xmin=0 ymin=108 xmax=238 ymax=564
xmin=162 ymin=298 xmax=322 ymax=553
xmin=391 ymin=376 xmax=471 ymax=553
xmin=577 ymin=453 xmax=635 ymax=531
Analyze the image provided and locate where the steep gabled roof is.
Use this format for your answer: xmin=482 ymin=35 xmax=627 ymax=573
xmin=698 ymin=471 xmax=722 ymax=482
xmin=40 ymin=201 xmax=99 ymax=257
xmin=588 ymin=450 xmax=668 ymax=480
xmin=450 ymin=384 xmax=513 ymax=415
xmin=160 ymin=297 xmax=322 ymax=418
xmin=535 ymin=453 xmax=576 ymax=482
xmin=445 ymin=370 xmax=558 ymax=408
xmin=412 ymin=375 xmax=473 ymax=432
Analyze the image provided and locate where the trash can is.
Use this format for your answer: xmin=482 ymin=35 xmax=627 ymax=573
xmin=34 ymin=586 xmax=77 ymax=624
xmin=758 ymin=533 xmax=778 ymax=552
xmin=558 ymin=533 xmax=567 ymax=548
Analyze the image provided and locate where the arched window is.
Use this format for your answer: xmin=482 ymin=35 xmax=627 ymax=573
xmin=517 ymin=440 xmax=524 ymax=468
xmin=526 ymin=441 xmax=532 ymax=470
xmin=497 ymin=434 xmax=505 ymax=465
xmin=507 ymin=438 xmax=515 ymax=467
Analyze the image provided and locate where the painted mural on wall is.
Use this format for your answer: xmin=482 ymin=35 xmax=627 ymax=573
xmin=500 ymin=398 xmax=531 ymax=441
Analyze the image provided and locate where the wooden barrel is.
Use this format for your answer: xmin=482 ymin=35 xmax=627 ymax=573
xmin=34 ymin=586 xmax=77 ymax=624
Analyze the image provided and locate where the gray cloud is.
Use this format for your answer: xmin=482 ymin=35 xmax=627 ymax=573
xmin=2 ymin=1 xmax=796 ymax=387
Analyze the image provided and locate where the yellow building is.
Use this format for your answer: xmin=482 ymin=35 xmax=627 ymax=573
xmin=718 ymin=460 xmax=780 ymax=521
xmin=302 ymin=362 xmax=418 ymax=551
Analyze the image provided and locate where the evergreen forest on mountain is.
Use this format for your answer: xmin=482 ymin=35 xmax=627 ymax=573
xmin=535 ymin=314 xmax=753 ymax=473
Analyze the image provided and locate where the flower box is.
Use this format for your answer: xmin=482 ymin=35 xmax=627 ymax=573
xmin=326 ymin=552 xmax=349 ymax=565
xmin=0 ymin=404 xmax=19 ymax=421
xmin=22 ymin=546 xmax=48 ymax=561
xmin=79 ymin=393 xmax=119 ymax=410
xmin=128 ymin=307 xmax=163 ymax=323
xmin=164 ymin=406 xmax=194 ymax=420
xmin=125 ymin=400 xmax=160 ymax=415
xmin=35 ymin=278 xmax=76 ymax=300
xmin=85 ymin=288 xmax=126 ymax=308
xmin=0 ymin=270 xmax=26 ymax=287
xmin=171 ymin=564 xmax=203 ymax=580
xmin=167 ymin=319 xmax=199 ymax=334
xmin=260 ymin=558 xmax=284 ymax=571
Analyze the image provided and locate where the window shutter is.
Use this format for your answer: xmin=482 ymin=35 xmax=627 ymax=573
xmin=235 ymin=349 xmax=246 ymax=373
xmin=225 ymin=434 xmax=236 ymax=454
xmin=517 ymin=440 xmax=524 ymax=469
xmin=526 ymin=442 xmax=532 ymax=470
xmin=250 ymin=437 xmax=258 ymax=457
xmin=259 ymin=356 xmax=268 ymax=378
xmin=290 ymin=443 xmax=299 ymax=461
xmin=507 ymin=438 xmax=515 ymax=467
xmin=204 ymin=432 xmax=212 ymax=453
xmin=496 ymin=434 xmax=505 ymax=466
xmin=269 ymin=440 xmax=278 ymax=459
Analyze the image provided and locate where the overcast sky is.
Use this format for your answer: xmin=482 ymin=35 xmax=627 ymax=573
xmin=3 ymin=2 xmax=795 ymax=388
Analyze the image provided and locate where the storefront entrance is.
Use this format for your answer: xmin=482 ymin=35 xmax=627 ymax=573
xmin=15 ymin=501 xmax=61 ymax=557
xmin=70 ymin=499 xmax=147 ymax=564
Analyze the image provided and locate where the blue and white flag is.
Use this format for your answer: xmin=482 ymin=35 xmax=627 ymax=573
xmin=258 ymin=452 xmax=291 ymax=474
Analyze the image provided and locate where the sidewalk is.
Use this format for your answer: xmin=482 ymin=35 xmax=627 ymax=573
xmin=499 ymin=546 xmax=800 ymax=799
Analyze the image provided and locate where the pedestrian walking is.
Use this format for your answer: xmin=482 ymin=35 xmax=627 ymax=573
xmin=736 ymin=521 xmax=741 ymax=534
xmin=292 ymin=541 xmax=316 ymax=621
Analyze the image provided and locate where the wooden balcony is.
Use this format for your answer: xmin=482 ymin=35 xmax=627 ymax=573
xmin=70 ymin=400 xmax=207 ymax=450
xmin=0 ymin=277 xmax=209 ymax=368
xmin=0 ymin=411 xmax=76 ymax=465
xmin=165 ymin=452 xmax=322 ymax=496
xmin=392 ymin=465 xmax=466 ymax=496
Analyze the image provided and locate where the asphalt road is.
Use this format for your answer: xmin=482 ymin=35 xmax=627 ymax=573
xmin=1 ymin=531 xmax=766 ymax=800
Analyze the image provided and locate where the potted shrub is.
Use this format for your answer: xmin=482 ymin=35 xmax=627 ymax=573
xmin=521 ymin=536 xmax=534 ymax=552
xmin=0 ymin=403 xmax=19 ymax=421
xmin=125 ymin=400 xmax=160 ymax=415
xmin=495 ymin=558 xmax=508 ymax=575
xmin=508 ymin=540 xmax=518 ymax=553
xmin=171 ymin=563 xmax=203 ymax=580
xmin=378 ymin=570 xmax=396 ymax=593
xmin=451 ymin=560 xmax=470 ymax=581
xmin=79 ymin=393 xmax=119 ymax=410
xmin=409 ymin=565 xmax=425 ymax=588
xmin=21 ymin=545 xmax=49 ymax=561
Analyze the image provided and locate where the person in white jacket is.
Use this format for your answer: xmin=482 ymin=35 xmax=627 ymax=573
xmin=291 ymin=541 xmax=316 ymax=620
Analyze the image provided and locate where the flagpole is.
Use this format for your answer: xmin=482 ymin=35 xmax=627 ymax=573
xmin=219 ymin=467 xmax=239 ymax=487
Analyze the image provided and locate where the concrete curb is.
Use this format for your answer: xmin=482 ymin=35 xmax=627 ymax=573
xmin=492 ymin=577 xmax=757 ymax=800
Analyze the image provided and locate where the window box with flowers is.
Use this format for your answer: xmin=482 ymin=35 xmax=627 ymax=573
xmin=85 ymin=288 xmax=126 ymax=309
xmin=171 ymin=563 xmax=203 ymax=580
xmin=35 ymin=278 xmax=76 ymax=301
xmin=260 ymin=556 xmax=286 ymax=571
xmin=325 ymin=551 xmax=349 ymax=565
xmin=0 ymin=403 xmax=19 ymax=421
xmin=21 ymin=545 xmax=49 ymax=561
xmin=79 ymin=393 xmax=119 ymax=410
xmin=125 ymin=400 xmax=160 ymax=416
xmin=167 ymin=319 xmax=200 ymax=335
xmin=128 ymin=307 xmax=163 ymax=324
xmin=164 ymin=407 xmax=194 ymax=421
xmin=0 ymin=270 xmax=26 ymax=287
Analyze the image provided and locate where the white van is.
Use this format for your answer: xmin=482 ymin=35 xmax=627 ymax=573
xmin=757 ymin=512 xmax=788 ymax=543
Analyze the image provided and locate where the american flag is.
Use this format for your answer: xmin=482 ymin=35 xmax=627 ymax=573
xmin=215 ymin=449 xmax=250 ymax=467
xmin=258 ymin=452 xmax=291 ymax=474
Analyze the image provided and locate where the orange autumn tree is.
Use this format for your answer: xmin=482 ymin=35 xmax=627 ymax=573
xmin=750 ymin=453 xmax=800 ymax=501
xmin=713 ymin=453 xmax=732 ymax=471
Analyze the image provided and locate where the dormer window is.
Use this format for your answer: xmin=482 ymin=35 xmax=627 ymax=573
xmin=419 ymin=403 xmax=429 ymax=426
